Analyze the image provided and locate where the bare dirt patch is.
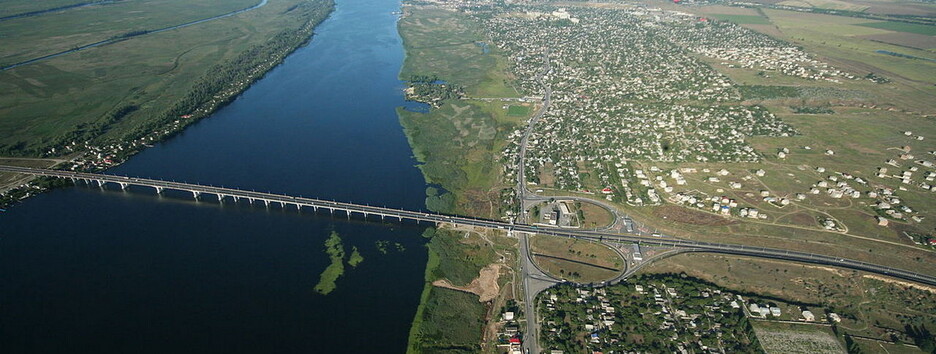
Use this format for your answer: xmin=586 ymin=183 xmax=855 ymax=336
xmin=433 ymin=263 xmax=502 ymax=302
xmin=863 ymin=274 xmax=936 ymax=294
xmin=653 ymin=205 xmax=738 ymax=226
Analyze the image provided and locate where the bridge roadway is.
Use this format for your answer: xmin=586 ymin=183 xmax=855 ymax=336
xmin=4 ymin=164 xmax=936 ymax=288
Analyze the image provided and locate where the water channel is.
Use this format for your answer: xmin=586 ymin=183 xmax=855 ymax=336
xmin=0 ymin=0 xmax=430 ymax=351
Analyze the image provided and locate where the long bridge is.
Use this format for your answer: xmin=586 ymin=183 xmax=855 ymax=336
xmin=4 ymin=164 xmax=936 ymax=287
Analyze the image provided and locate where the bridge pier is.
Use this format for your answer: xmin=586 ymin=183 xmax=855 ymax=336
xmin=119 ymin=182 xmax=128 ymax=190
xmin=96 ymin=179 xmax=105 ymax=188
xmin=263 ymin=200 xmax=269 ymax=207
xmin=217 ymin=194 xmax=224 ymax=203
xmin=154 ymin=186 xmax=164 ymax=194
xmin=191 ymin=190 xmax=201 ymax=199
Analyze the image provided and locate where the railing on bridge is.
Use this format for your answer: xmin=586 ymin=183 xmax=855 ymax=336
xmin=3 ymin=165 xmax=936 ymax=287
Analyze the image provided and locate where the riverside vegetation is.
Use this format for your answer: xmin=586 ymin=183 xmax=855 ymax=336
xmin=0 ymin=0 xmax=334 ymax=207
xmin=0 ymin=0 xmax=334 ymax=159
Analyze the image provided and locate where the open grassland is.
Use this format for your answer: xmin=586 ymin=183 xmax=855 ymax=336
xmin=0 ymin=0 xmax=91 ymax=17
xmin=641 ymin=253 xmax=936 ymax=346
xmin=0 ymin=0 xmax=332 ymax=155
xmin=612 ymin=105 xmax=936 ymax=270
xmin=763 ymin=9 xmax=936 ymax=94
xmin=399 ymin=7 xmax=518 ymax=98
xmin=530 ymin=234 xmax=623 ymax=283
xmin=0 ymin=0 xmax=258 ymax=66
xmin=623 ymin=196 xmax=936 ymax=279
xmin=407 ymin=227 xmax=514 ymax=354
xmin=855 ymin=20 xmax=936 ymax=35
xmin=506 ymin=104 xmax=531 ymax=117
xmin=398 ymin=7 xmax=525 ymax=217
xmin=399 ymin=100 xmax=519 ymax=217
xmin=693 ymin=7 xmax=936 ymax=110
xmin=708 ymin=14 xmax=772 ymax=24
xmin=577 ymin=201 xmax=615 ymax=229
xmin=752 ymin=321 xmax=845 ymax=354
xmin=778 ymin=0 xmax=871 ymax=12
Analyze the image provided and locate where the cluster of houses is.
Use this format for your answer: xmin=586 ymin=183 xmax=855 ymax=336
xmin=491 ymin=5 xmax=800 ymax=202
xmin=495 ymin=310 xmax=523 ymax=354
xmin=539 ymin=279 xmax=776 ymax=353
xmin=655 ymin=9 xmax=855 ymax=82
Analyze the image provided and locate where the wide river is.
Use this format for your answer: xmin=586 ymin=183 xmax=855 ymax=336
xmin=0 ymin=0 xmax=431 ymax=352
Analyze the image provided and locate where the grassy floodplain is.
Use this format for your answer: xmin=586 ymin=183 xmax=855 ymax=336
xmin=406 ymin=228 xmax=500 ymax=354
xmin=397 ymin=7 xmax=527 ymax=350
xmin=0 ymin=0 xmax=333 ymax=157
xmin=855 ymin=20 xmax=936 ymax=35
xmin=397 ymin=6 xmax=523 ymax=218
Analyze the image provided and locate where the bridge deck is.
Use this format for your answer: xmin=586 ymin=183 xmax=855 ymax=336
xmin=2 ymin=165 xmax=935 ymax=287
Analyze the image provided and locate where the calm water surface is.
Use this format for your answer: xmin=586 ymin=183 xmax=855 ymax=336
xmin=0 ymin=0 xmax=429 ymax=352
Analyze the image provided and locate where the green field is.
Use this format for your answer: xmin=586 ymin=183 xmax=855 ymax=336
xmin=0 ymin=0 xmax=91 ymax=17
xmin=397 ymin=7 xmax=524 ymax=217
xmin=856 ymin=21 xmax=936 ymax=36
xmin=530 ymin=234 xmax=623 ymax=283
xmin=406 ymin=228 xmax=495 ymax=354
xmin=0 ymin=0 xmax=333 ymax=156
xmin=0 ymin=0 xmax=258 ymax=66
xmin=709 ymin=14 xmax=772 ymax=25
xmin=506 ymin=104 xmax=531 ymax=117
xmin=398 ymin=8 xmax=518 ymax=98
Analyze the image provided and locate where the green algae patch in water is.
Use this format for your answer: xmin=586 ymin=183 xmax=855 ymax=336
xmin=348 ymin=246 xmax=364 ymax=268
xmin=314 ymin=231 xmax=346 ymax=295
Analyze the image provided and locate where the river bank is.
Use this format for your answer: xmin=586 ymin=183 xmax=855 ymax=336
xmin=0 ymin=0 xmax=334 ymax=207
xmin=0 ymin=0 xmax=430 ymax=350
xmin=396 ymin=4 xmax=527 ymax=352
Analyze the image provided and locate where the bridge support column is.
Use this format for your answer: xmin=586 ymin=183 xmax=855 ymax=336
xmin=155 ymin=186 xmax=164 ymax=194
xmin=119 ymin=182 xmax=128 ymax=190
xmin=192 ymin=191 xmax=201 ymax=199
xmin=217 ymin=194 xmax=224 ymax=203
xmin=263 ymin=200 xmax=269 ymax=207
xmin=96 ymin=180 xmax=104 ymax=188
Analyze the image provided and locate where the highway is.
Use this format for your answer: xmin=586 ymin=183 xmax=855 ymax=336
xmin=4 ymin=164 xmax=936 ymax=288
xmin=5 ymin=164 xmax=936 ymax=354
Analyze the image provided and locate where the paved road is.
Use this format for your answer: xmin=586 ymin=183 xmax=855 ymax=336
xmin=7 ymin=164 xmax=936 ymax=351
xmin=516 ymin=232 xmax=559 ymax=354
xmin=10 ymin=165 xmax=935 ymax=289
